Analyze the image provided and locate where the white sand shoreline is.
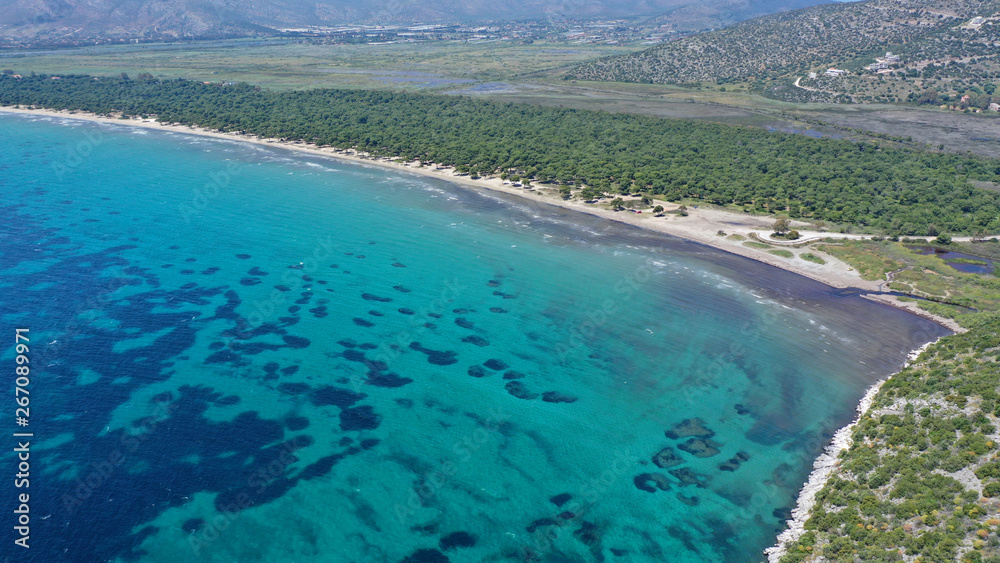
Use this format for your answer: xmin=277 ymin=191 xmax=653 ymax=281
xmin=0 ymin=106 xmax=959 ymax=322
xmin=0 ymin=108 xmax=873 ymax=282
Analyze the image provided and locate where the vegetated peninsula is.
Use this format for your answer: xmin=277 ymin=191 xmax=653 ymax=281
xmin=567 ymin=0 xmax=1000 ymax=107
xmin=776 ymin=315 xmax=1000 ymax=562
xmin=754 ymin=232 xmax=1000 ymax=562
xmin=2 ymin=73 xmax=999 ymax=237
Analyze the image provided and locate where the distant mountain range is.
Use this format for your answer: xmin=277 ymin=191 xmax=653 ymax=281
xmin=567 ymin=0 xmax=1000 ymax=86
xmin=0 ymin=0 xmax=826 ymax=47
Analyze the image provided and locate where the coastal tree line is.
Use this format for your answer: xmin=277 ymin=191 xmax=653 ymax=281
xmin=2 ymin=73 xmax=1000 ymax=235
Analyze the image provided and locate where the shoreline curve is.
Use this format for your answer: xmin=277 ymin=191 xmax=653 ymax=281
xmin=0 ymin=105 xmax=960 ymax=561
xmin=0 ymin=106 xmax=962 ymax=332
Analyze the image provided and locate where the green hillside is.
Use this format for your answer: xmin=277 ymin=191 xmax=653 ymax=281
xmin=567 ymin=0 xmax=1000 ymax=106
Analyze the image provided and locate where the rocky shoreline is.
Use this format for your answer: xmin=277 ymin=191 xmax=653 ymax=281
xmin=764 ymin=338 xmax=940 ymax=562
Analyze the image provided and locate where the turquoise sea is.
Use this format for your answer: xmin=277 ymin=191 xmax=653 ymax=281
xmin=0 ymin=114 xmax=948 ymax=562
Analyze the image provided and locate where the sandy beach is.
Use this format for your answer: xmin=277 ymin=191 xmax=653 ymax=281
xmin=0 ymin=106 xmax=964 ymax=333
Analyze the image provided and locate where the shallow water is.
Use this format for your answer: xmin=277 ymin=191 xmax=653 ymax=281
xmin=907 ymin=245 xmax=996 ymax=275
xmin=0 ymin=113 xmax=949 ymax=562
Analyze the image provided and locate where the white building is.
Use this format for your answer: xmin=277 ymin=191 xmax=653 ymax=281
xmin=825 ymin=68 xmax=847 ymax=76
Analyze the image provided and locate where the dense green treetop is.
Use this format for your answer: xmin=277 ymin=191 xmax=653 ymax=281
xmin=2 ymin=73 xmax=1000 ymax=235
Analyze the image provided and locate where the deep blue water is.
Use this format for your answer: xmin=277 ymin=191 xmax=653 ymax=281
xmin=0 ymin=113 xmax=948 ymax=562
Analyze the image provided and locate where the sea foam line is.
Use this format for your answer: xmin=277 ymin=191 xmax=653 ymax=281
xmin=764 ymin=337 xmax=940 ymax=562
